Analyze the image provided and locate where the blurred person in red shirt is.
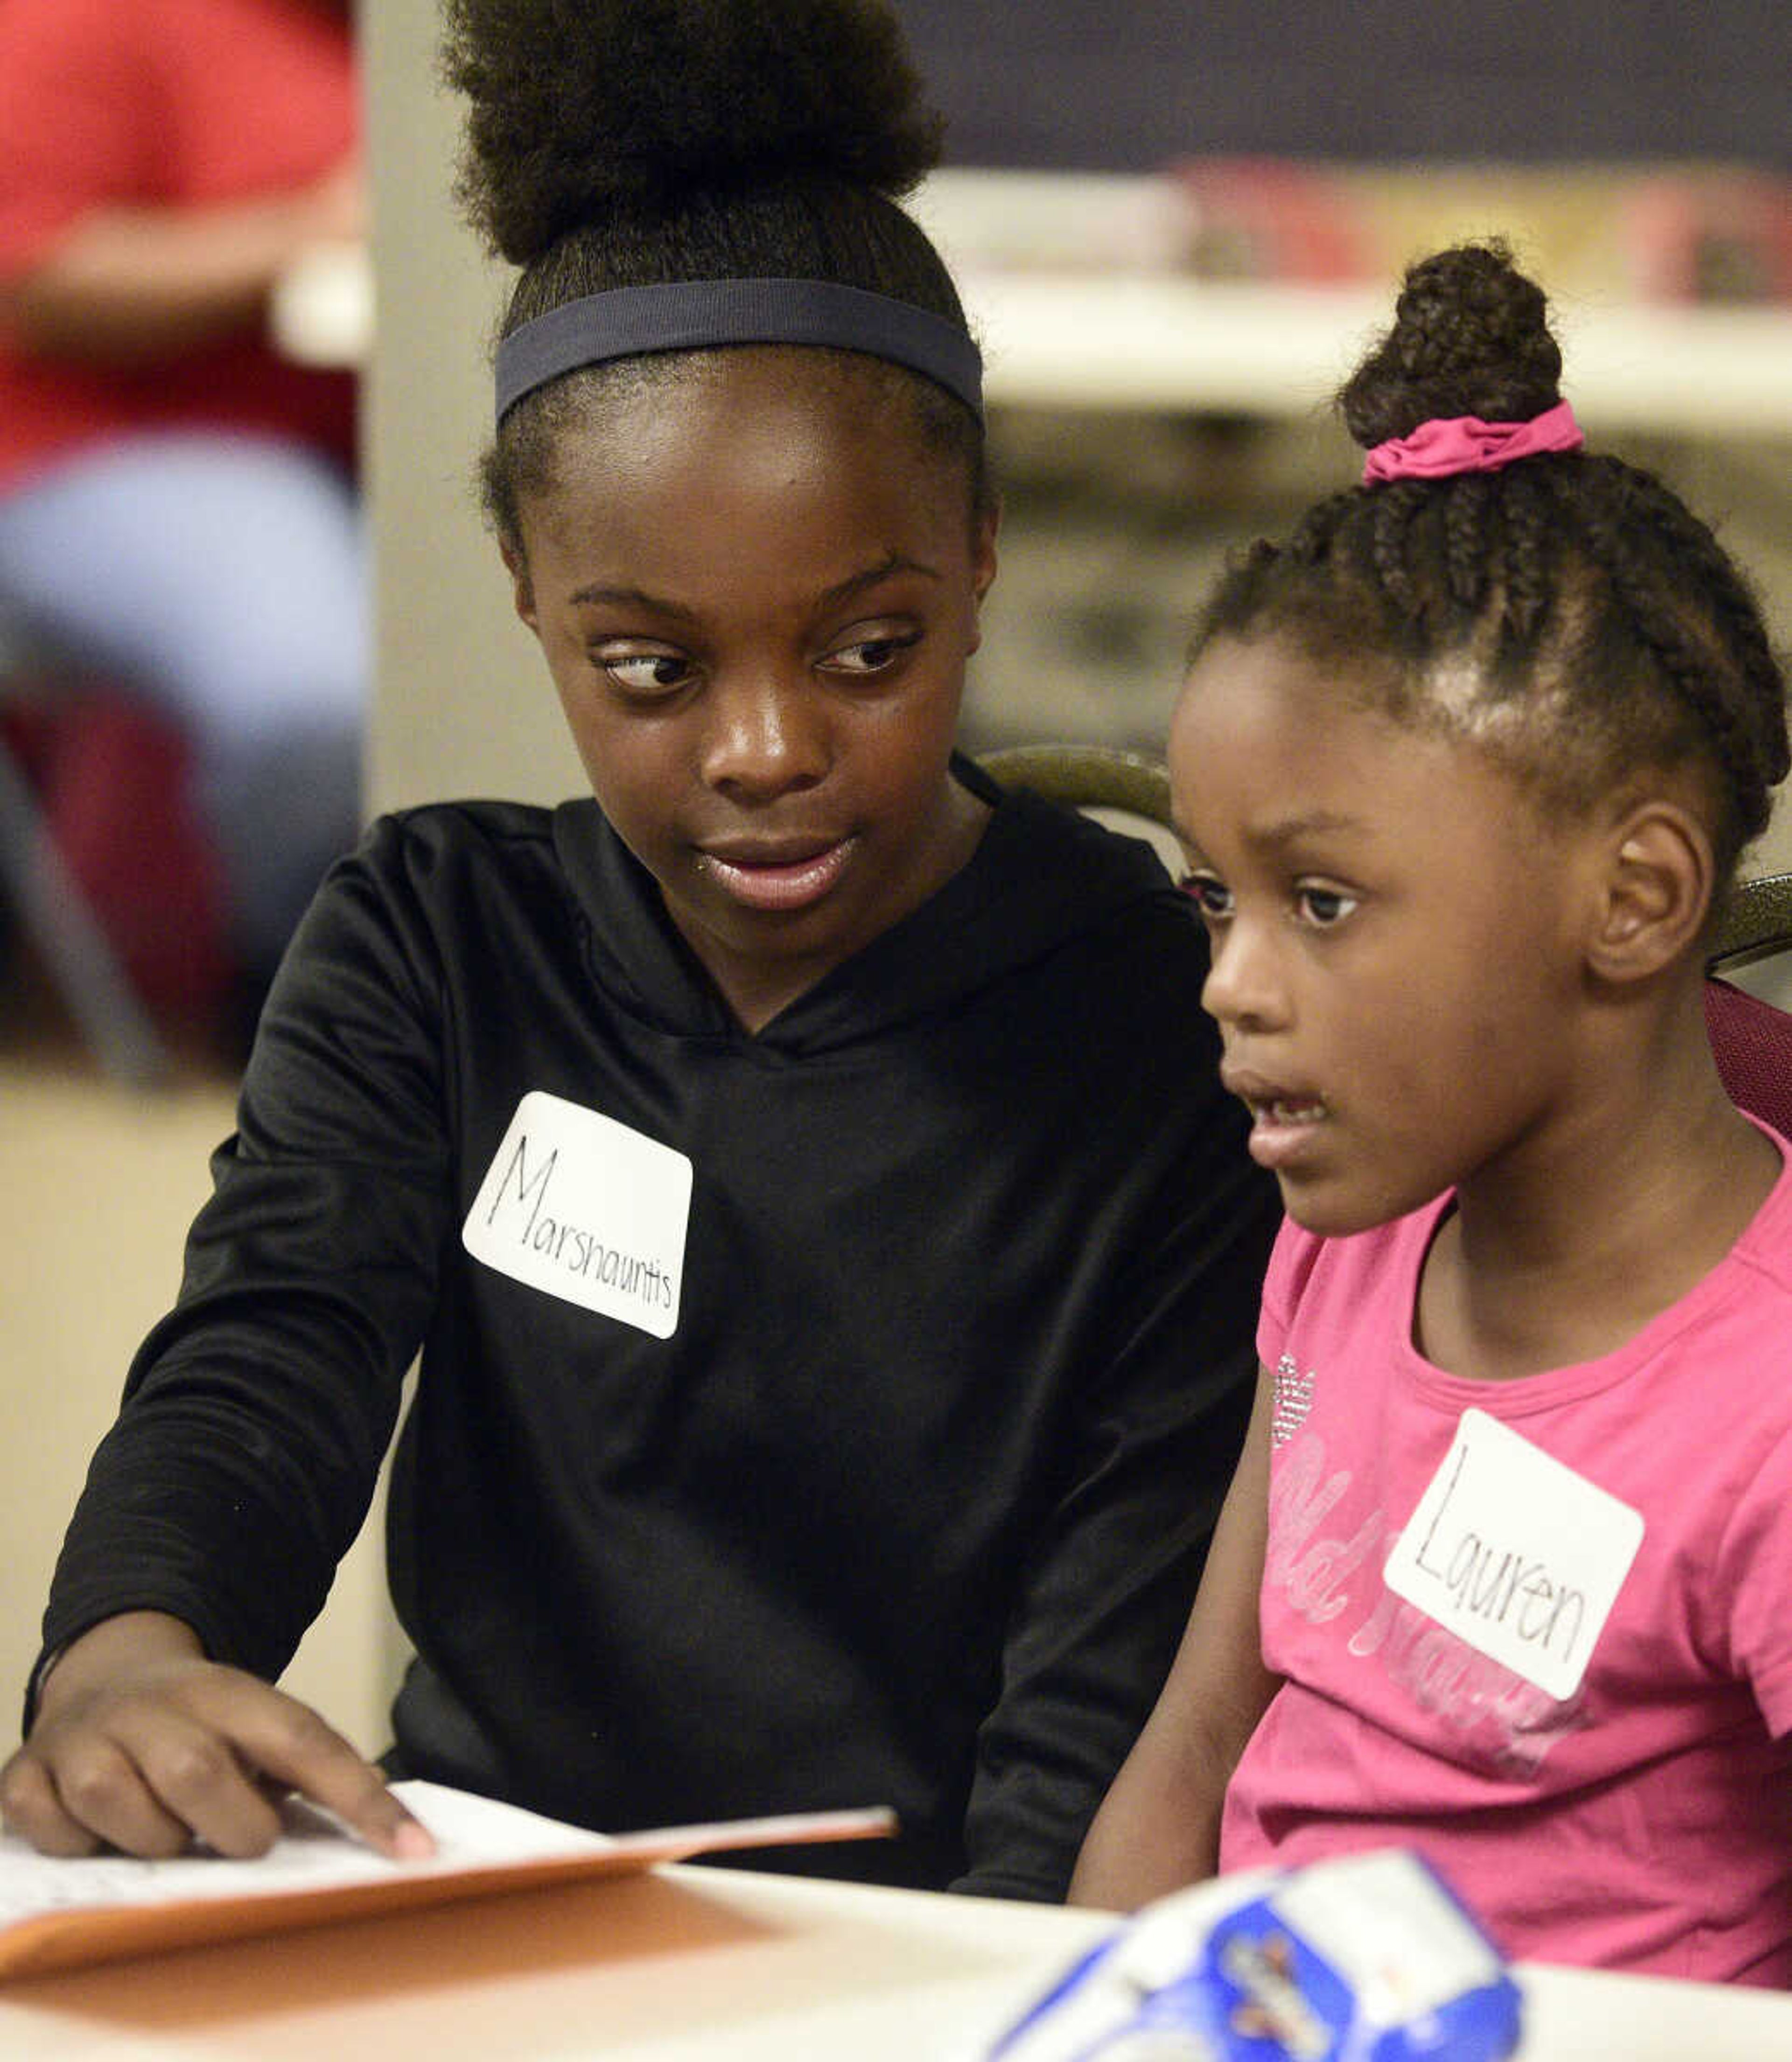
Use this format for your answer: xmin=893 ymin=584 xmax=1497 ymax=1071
xmin=0 ymin=0 xmax=364 ymax=1010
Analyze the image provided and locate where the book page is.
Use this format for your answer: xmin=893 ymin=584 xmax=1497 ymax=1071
xmin=0 ymin=1781 xmax=895 ymax=1981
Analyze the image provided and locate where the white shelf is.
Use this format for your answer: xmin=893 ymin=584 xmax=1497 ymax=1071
xmin=959 ymin=268 xmax=1792 ymax=435
xmin=273 ymin=165 xmax=1792 ymax=438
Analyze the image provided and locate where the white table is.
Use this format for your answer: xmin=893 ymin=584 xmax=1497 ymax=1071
xmin=2 ymin=1861 xmax=1789 ymax=2060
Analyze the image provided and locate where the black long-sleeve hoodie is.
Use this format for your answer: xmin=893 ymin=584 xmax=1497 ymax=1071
xmin=38 ymin=758 xmax=1278 ymax=1899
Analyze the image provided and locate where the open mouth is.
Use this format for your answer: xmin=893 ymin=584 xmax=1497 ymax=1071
xmin=1235 ymin=1089 xmax=1330 ymax=1171
xmin=1253 ymin=1095 xmax=1328 ymax=1127
xmin=697 ymin=838 xmax=854 ymax=913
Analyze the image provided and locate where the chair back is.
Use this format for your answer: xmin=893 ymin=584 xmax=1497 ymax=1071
xmin=978 ymin=743 xmax=1180 ymax=877
xmin=1705 ymin=872 xmax=1792 ymax=1138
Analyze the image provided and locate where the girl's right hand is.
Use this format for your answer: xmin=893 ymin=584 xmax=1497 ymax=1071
xmin=0 ymin=1611 xmax=433 ymax=1862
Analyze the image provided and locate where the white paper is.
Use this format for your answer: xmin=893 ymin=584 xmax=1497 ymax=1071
xmin=0 ymin=1781 xmax=608 ymax=1930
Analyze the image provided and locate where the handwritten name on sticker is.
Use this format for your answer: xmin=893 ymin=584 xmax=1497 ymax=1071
xmin=462 ymin=1092 xmax=692 ymax=1339
xmin=1381 ymin=1408 xmax=1643 ymax=1702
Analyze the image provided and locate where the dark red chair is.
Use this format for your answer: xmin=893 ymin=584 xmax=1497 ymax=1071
xmin=1705 ymin=872 xmax=1792 ymax=1137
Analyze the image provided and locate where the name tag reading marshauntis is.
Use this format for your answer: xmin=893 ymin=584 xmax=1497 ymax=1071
xmin=1381 ymin=1408 xmax=1643 ymax=1701
xmin=462 ymin=1092 xmax=692 ymax=1339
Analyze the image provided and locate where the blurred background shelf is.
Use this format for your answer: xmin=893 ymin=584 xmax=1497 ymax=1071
xmin=275 ymin=169 xmax=1792 ymax=435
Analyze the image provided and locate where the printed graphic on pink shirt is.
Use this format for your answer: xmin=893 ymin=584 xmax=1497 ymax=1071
xmin=1265 ymin=1362 xmax=1588 ymax=1778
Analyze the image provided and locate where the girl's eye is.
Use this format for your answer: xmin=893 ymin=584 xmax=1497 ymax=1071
xmin=1296 ymin=884 xmax=1358 ymax=927
xmin=1179 ymin=872 xmax=1232 ymax=921
xmin=599 ymin=649 xmax=693 ymax=697
xmin=821 ymin=628 xmax=921 ymax=677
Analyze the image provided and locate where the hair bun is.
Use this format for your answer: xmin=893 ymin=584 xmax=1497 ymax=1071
xmin=1339 ymin=241 xmax=1565 ymax=449
xmin=442 ymin=0 xmax=945 ymax=267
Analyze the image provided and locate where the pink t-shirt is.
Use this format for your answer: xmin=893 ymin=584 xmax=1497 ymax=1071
xmin=1220 ymin=1120 xmax=1792 ymax=1985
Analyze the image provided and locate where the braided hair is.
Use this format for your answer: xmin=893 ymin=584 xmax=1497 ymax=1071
xmin=440 ymin=0 xmax=986 ymax=554
xmin=1194 ymin=242 xmax=1789 ymax=887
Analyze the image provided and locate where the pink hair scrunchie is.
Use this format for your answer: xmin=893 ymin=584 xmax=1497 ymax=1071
xmin=1362 ymin=399 xmax=1584 ymax=484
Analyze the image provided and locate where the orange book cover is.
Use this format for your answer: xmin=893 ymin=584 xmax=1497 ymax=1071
xmin=0 ymin=1781 xmax=895 ymax=1981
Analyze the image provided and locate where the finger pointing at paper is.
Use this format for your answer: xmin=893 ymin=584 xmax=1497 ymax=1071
xmin=0 ymin=1612 xmax=434 ymax=1862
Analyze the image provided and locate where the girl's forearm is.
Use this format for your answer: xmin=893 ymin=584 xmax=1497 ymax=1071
xmin=1069 ymin=1675 xmax=1274 ymax=1908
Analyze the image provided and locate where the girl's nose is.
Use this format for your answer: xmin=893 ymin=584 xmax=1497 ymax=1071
xmin=699 ymin=671 xmax=830 ymax=800
xmin=1200 ymin=918 xmax=1288 ymax=1032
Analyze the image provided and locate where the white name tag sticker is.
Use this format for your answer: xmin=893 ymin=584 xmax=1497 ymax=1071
xmin=1382 ymin=1407 xmax=1643 ymax=1701
xmin=462 ymin=1091 xmax=691 ymax=1339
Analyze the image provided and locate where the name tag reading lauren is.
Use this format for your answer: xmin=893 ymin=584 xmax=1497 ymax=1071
xmin=463 ymin=1092 xmax=692 ymax=1339
xmin=1382 ymin=1408 xmax=1643 ymax=1701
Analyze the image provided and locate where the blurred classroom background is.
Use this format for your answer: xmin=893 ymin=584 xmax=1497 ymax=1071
xmin=4 ymin=0 xmax=1791 ymax=1758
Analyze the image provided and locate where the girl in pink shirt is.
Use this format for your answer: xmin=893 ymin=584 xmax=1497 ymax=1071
xmin=1071 ymin=241 xmax=1792 ymax=1985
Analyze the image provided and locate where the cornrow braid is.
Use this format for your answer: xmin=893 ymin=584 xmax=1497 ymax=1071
xmin=1284 ymin=491 xmax=1356 ymax=570
xmin=1367 ymin=480 xmax=1430 ymax=619
xmin=1493 ymin=466 xmax=1550 ymax=643
xmin=1192 ymin=242 xmax=1789 ymax=889
xmin=1624 ymin=470 xmax=1791 ymax=792
xmin=1576 ymin=462 xmax=1787 ymax=858
xmin=1441 ymin=472 xmax=1494 ymax=616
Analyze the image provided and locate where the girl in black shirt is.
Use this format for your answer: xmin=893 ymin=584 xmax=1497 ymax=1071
xmin=3 ymin=0 xmax=1275 ymax=1898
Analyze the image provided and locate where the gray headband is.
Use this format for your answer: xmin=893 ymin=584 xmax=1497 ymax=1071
xmin=494 ymin=277 xmax=984 ymax=426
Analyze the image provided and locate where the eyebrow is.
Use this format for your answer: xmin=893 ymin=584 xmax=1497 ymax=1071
xmin=566 ymin=552 xmax=941 ymax=621
xmin=819 ymin=552 xmax=942 ymax=609
xmin=567 ymin=582 xmax=698 ymax=622
xmin=1170 ymin=808 xmax=1368 ymax=854
xmin=1247 ymin=809 xmax=1368 ymax=848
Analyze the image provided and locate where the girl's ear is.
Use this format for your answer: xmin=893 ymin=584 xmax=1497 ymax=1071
xmin=500 ymin=538 xmax=538 ymax=633
xmin=972 ymin=499 xmax=1001 ymax=603
xmin=966 ymin=499 xmax=1001 ymax=657
xmin=1585 ymin=798 xmax=1715 ymax=983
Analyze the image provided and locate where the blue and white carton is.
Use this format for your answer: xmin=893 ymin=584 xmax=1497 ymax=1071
xmin=974 ymin=1848 xmax=1522 ymax=2062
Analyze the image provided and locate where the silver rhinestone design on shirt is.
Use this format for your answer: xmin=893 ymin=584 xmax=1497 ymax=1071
xmin=1271 ymin=1353 xmax=1315 ymax=1446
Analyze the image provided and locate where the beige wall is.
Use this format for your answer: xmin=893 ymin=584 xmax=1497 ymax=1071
xmin=362 ymin=3 xmax=580 ymax=816
xmin=0 ymin=1074 xmax=400 ymax=1760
